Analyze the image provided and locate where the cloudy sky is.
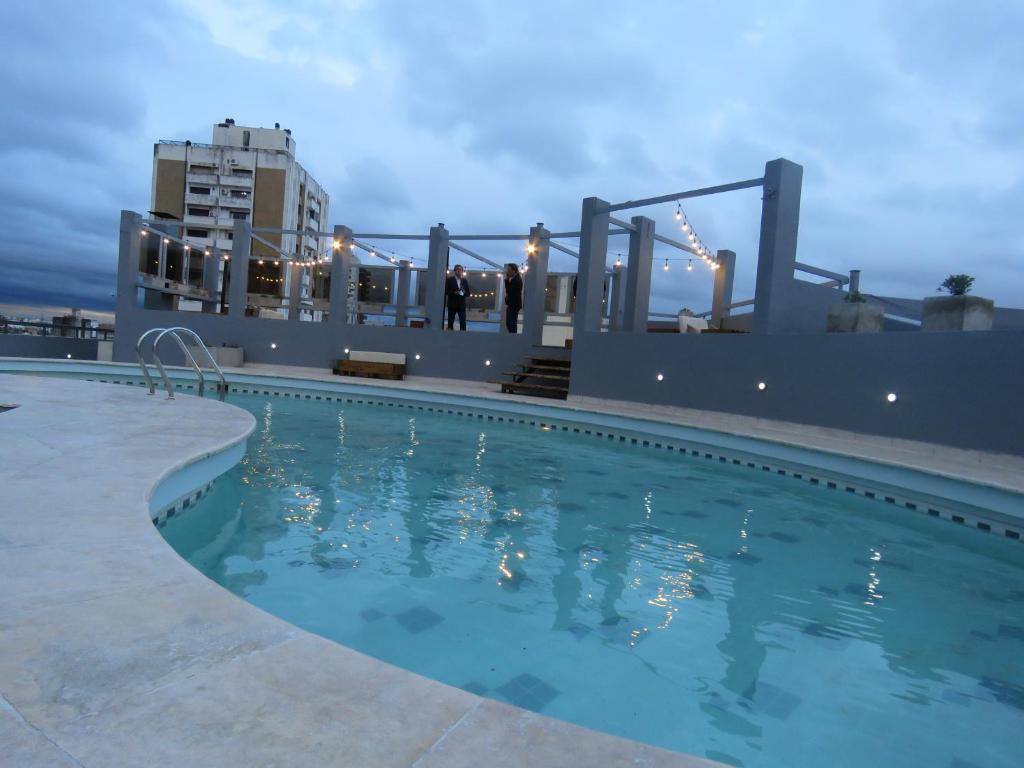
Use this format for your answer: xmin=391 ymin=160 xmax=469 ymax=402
xmin=0 ymin=0 xmax=1021 ymax=316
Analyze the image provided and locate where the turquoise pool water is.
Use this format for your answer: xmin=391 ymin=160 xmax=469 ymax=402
xmin=162 ymin=394 xmax=1024 ymax=767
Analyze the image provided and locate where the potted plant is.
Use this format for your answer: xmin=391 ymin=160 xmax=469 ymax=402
xmin=827 ymin=290 xmax=883 ymax=333
xmin=921 ymin=274 xmax=994 ymax=331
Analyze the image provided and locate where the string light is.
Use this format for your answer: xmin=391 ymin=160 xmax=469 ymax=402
xmin=674 ymin=202 xmax=682 ymax=221
xmin=663 ymin=259 xmax=670 ymax=272
xmin=686 ymin=261 xmax=693 ymax=271
xmin=614 ymin=254 xmax=623 ymax=267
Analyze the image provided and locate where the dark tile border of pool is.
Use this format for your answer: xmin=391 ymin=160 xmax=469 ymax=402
xmin=125 ymin=376 xmax=1023 ymax=543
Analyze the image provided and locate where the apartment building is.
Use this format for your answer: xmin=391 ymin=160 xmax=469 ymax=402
xmin=150 ymin=119 xmax=330 ymax=296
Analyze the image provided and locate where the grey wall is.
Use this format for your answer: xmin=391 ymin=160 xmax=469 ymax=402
xmin=569 ymin=329 xmax=1024 ymax=455
xmin=112 ymin=308 xmax=546 ymax=381
xmin=0 ymin=336 xmax=98 ymax=360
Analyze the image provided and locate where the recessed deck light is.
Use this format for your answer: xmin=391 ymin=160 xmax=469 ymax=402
xmin=757 ymin=382 xmax=767 ymax=391
xmin=414 ymin=354 xmax=421 ymax=360
xmin=485 ymin=360 xmax=491 ymax=366
xmin=343 ymin=348 xmax=350 ymax=355
xmin=66 ymin=354 xmax=72 ymax=359
xmin=886 ymin=392 xmax=898 ymax=403
xmin=270 ymin=343 xmax=277 ymax=350
xmin=656 ymin=373 xmax=664 ymax=382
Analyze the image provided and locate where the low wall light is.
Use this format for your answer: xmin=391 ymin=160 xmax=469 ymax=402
xmin=886 ymin=392 xmax=898 ymax=403
xmin=414 ymin=354 xmax=421 ymax=360
xmin=757 ymin=381 xmax=767 ymax=391
xmin=270 ymin=343 xmax=277 ymax=350
xmin=66 ymin=354 xmax=72 ymax=359
xmin=485 ymin=359 xmax=491 ymax=366
xmin=656 ymin=373 xmax=664 ymax=382
xmin=343 ymin=347 xmax=350 ymax=355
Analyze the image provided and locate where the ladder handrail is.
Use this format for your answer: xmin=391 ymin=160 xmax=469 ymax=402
xmin=135 ymin=327 xmax=227 ymax=401
xmin=135 ymin=327 xmax=166 ymax=395
xmin=153 ymin=329 xmax=208 ymax=399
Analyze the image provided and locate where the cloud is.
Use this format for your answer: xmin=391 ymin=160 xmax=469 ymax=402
xmin=0 ymin=0 xmax=1021 ymax=318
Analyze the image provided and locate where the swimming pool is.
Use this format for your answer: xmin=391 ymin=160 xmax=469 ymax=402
xmin=158 ymin=391 xmax=1024 ymax=767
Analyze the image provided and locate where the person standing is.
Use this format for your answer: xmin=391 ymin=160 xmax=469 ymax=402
xmin=503 ymin=263 xmax=523 ymax=333
xmin=445 ymin=264 xmax=470 ymax=331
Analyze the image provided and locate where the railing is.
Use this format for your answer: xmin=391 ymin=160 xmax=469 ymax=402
xmin=0 ymin=319 xmax=113 ymax=340
xmin=136 ymin=327 xmax=226 ymax=401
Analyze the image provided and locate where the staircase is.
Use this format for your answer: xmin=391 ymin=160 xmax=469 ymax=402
xmin=490 ymin=353 xmax=571 ymax=400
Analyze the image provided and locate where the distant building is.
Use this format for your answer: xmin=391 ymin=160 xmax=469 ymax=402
xmin=150 ymin=119 xmax=330 ymax=291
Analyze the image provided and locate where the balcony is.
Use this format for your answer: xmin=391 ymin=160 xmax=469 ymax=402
xmin=186 ymin=172 xmax=218 ymax=186
xmin=184 ymin=192 xmax=217 ymax=207
xmin=220 ymin=172 xmax=254 ymax=188
xmin=184 ymin=214 xmax=217 ymax=228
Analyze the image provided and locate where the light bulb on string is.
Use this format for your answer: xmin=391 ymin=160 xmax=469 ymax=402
xmin=614 ymin=254 xmax=623 ymax=267
xmin=674 ymin=202 xmax=682 ymax=221
xmin=687 ymin=260 xmax=693 ymax=271
xmin=663 ymin=259 xmax=670 ymax=272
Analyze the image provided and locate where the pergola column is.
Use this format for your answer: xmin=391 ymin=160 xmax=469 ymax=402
xmin=711 ymin=249 xmax=736 ymax=327
xmin=329 ymin=225 xmax=353 ymax=326
xmin=753 ymin=158 xmax=803 ymax=334
xmin=522 ymin=223 xmax=550 ymax=343
xmin=573 ymin=197 xmax=610 ymax=337
xmin=228 ymin=221 xmax=252 ymax=319
xmin=287 ymin=261 xmax=302 ymax=320
xmin=395 ymin=259 xmax=412 ymax=327
xmin=621 ymin=216 xmax=655 ymax=333
xmin=608 ymin=262 xmax=625 ymax=330
xmin=424 ymin=223 xmax=449 ymax=331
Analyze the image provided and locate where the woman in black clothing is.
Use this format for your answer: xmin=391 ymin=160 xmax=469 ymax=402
xmin=503 ymin=263 xmax=523 ymax=333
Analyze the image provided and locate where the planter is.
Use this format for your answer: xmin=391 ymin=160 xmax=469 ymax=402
xmin=921 ymin=295 xmax=994 ymax=332
xmin=188 ymin=344 xmax=243 ymax=368
xmin=826 ymin=302 xmax=884 ymax=333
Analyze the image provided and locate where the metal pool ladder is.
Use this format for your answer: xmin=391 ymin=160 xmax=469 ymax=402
xmin=136 ymin=327 xmax=227 ymax=401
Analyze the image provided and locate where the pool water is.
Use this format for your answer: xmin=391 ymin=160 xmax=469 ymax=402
xmin=162 ymin=394 xmax=1024 ymax=767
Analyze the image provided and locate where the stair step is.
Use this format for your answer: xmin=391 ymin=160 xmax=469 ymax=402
xmin=501 ymin=371 xmax=570 ymax=381
xmin=515 ymin=363 xmax=571 ymax=374
xmin=488 ymin=380 xmax=569 ymax=399
xmin=527 ymin=356 xmax=571 ymax=366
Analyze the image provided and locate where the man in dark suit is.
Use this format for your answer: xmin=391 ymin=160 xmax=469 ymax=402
xmin=445 ymin=264 xmax=470 ymax=330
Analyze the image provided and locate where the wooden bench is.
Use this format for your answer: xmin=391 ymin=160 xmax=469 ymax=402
xmin=333 ymin=351 xmax=407 ymax=380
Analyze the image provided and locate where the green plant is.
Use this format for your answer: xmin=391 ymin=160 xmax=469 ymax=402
xmin=845 ymin=291 xmax=866 ymax=303
xmin=938 ymin=274 xmax=975 ymax=296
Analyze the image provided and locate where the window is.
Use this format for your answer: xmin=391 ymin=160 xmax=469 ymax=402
xmin=187 ymin=207 xmax=210 ymax=217
xmin=307 ymin=207 xmax=318 ymax=222
xmin=229 ymin=190 xmax=250 ymax=199
xmin=186 ymin=228 xmax=210 ymax=238
xmin=188 ymin=185 xmax=211 ymax=195
xmin=230 ymin=211 xmax=248 ymax=220
xmin=242 ymin=130 xmax=250 ymax=148
xmin=189 ymin=163 xmax=215 ymax=173
xmin=231 ymin=168 xmax=253 ymax=176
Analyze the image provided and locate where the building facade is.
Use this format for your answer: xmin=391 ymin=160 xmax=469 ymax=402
xmin=151 ymin=119 xmax=330 ymax=310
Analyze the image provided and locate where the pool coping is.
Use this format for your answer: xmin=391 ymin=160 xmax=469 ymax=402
xmin=0 ymin=372 xmax=724 ymax=767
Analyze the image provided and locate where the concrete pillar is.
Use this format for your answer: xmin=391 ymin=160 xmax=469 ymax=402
xmin=395 ymin=260 xmax=412 ymax=327
xmin=228 ymin=221 xmax=252 ymax=318
xmin=200 ymin=246 xmax=219 ymax=313
xmin=753 ymin=158 xmax=803 ymax=334
xmin=573 ymin=197 xmax=610 ymax=337
xmin=116 ymin=211 xmax=142 ymax=318
xmin=608 ymin=263 xmax=625 ymax=330
xmin=622 ymin=216 xmax=655 ymax=333
xmin=328 ymin=225 xmax=353 ymax=326
xmin=424 ymin=223 xmax=449 ymax=331
xmin=711 ymin=249 xmax=736 ymax=328
xmin=523 ymin=223 xmax=550 ymax=344
xmin=287 ymin=261 xmax=302 ymax=320
xmin=556 ymin=276 xmax=571 ymax=315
